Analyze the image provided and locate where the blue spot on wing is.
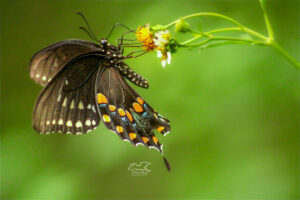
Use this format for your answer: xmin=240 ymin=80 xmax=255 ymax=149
xmin=99 ymin=104 xmax=107 ymax=108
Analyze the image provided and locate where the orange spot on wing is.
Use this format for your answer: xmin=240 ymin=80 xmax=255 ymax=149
xmin=133 ymin=102 xmax=143 ymax=113
xmin=97 ymin=93 xmax=108 ymax=104
xmin=142 ymin=137 xmax=149 ymax=143
xmin=157 ymin=126 xmax=165 ymax=133
xmin=118 ymin=108 xmax=126 ymax=116
xmin=137 ymin=97 xmax=144 ymax=105
xmin=102 ymin=114 xmax=111 ymax=122
xmin=109 ymin=105 xmax=116 ymax=111
xmin=129 ymin=133 xmax=137 ymax=140
xmin=126 ymin=111 xmax=133 ymax=122
xmin=152 ymin=136 xmax=158 ymax=144
xmin=116 ymin=125 xmax=123 ymax=133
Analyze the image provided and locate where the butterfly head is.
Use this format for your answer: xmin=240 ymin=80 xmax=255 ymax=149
xmin=100 ymin=39 xmax=108 ymax=47
xmin=100 ymin=38 xmax=123 ymax=62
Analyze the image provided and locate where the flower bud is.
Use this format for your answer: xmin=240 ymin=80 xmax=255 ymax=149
xmin=175 ymin=19 xmax=190 ymax=33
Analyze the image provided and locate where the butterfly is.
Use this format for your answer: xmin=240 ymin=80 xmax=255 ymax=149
xmin=29 ymin=14 xmax=171 ymax=171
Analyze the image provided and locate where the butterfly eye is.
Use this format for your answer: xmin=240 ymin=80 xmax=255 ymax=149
xmin=100 ymin=39 xmax=107 ymax=46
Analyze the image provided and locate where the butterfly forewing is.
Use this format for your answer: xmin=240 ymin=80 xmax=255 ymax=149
xmin=95 ymin=66 xmax=170 ymax=152
xmin=29 ymin=39 xmax=101 ymax=86
xmin=33 ymin=53 xmax=104 ymax=134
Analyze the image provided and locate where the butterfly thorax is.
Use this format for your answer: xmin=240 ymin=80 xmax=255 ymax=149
xmin=98 ymin=39 xmax=124 ymax=63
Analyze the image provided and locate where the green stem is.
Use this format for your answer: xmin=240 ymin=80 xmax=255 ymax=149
xmin=200 ymin=40 xmax=253 ymax=50
xmin=259 ymin=0 xmax=274 ymax=40
xmin=180 ymin=36 xmax=265 ymax=47
xmin=164 ymin=12 xmax=244 ymax=29
xmin=271 ymin=42 xmax=300 ymax=69
xmin=165 ymin=13 xmax=268 ymax=41
xmin=243 ymin=27 xmax=268 ymax=41
xmin=160 ymin=2 xmax=299 ymax=69
xmin=213 ymin=36 xmax=265 ymax=44
xmin=180 ymin=27 xmax=242 ymax=45
xmin=180 ymin=27 xmax=267 ymax=46
xmin=207 ymin=27 xmax=241 ymax=34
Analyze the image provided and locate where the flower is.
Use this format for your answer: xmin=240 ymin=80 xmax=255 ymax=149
xmin=153 ymin=30 xmax=170 ymax=47
xmin=157 ymin=50 xmax=171 ymax=67
xmin=153 ymin=30 xmax=172 ymax=67
xmin=136 ymin=25 xmax=155 ymax=51
xmin=136 ymin=25 xmax=172 ymax=67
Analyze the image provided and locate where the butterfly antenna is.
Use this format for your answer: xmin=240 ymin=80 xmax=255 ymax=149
xmin=79 ymin=27 xmax=98 ymax=42
xmin=107 ymin=23 xmax=134 ymax=40
xmin=76 ymin=12 xmax=97 ymax=40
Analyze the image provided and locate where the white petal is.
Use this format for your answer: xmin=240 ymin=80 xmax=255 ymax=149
xmin=167 ymin=52 xmax=171 ymax=64
xmin=154 ymin=39 xmax=163 ymax=47
xmin=161 ymin=60 xmax=167 ymax=67
xmin=157 ymin=50 xmax=162 ymax=58
xmin=160 ymin=38 xmax=168 ymax=44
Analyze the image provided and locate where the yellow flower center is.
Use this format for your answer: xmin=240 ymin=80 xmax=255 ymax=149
xmin=162 ymin=33 xmax=170 ymax=40
xmin=136 ymin=25 xmax=155 ymax=51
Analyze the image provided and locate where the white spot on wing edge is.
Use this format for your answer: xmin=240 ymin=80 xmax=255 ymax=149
xmin=58 ymin=119 xmax=63 ymax=125
xmin=136 ymin=143 xmax=144 ymax=147
xmin=123 ymin=139 xmax=130 ymax=143
xmin=149 ymin=146 xmax=161 ymax=152
xmin=85 ymin=119 xmax=91 ymax=126
xmin=163 ymin=131 xmax=170 ymax=136
xmin=66 ymin=120 xmax=72 ymax=127
xmin=75 ymin=121 xmax=82 ymax=128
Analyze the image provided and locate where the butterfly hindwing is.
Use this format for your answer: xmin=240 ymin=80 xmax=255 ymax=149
xmin=29 ymin=39 xmax=101 ymax=86
xmin=95 ymin=66 xmax=170 ymax=152
xmin=33 ymin=52 xmax=104 ymax=134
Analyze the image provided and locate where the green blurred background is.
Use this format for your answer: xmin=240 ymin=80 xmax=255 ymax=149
xmin=1 ymin=0 xmax=299 ymax=199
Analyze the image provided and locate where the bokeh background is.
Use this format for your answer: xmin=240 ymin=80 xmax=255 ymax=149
xmin=1 ymin=0 xmax=299 ymax=199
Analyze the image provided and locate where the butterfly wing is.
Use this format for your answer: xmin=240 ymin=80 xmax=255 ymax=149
xmin=29 ymin=39 xmax=101 ymax=86
xmin=95 ymin=66 xmax=170 ymax=152
xmin=33 ymin=52 xmax=104 ymax=134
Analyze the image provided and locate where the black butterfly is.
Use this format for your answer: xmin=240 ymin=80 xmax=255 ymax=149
xmin=29 ymin=14 xmax=171 ymax=170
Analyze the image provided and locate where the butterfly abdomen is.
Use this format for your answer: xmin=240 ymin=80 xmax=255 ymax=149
xmin=116 ymin=64 xmax=149 ymax=89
